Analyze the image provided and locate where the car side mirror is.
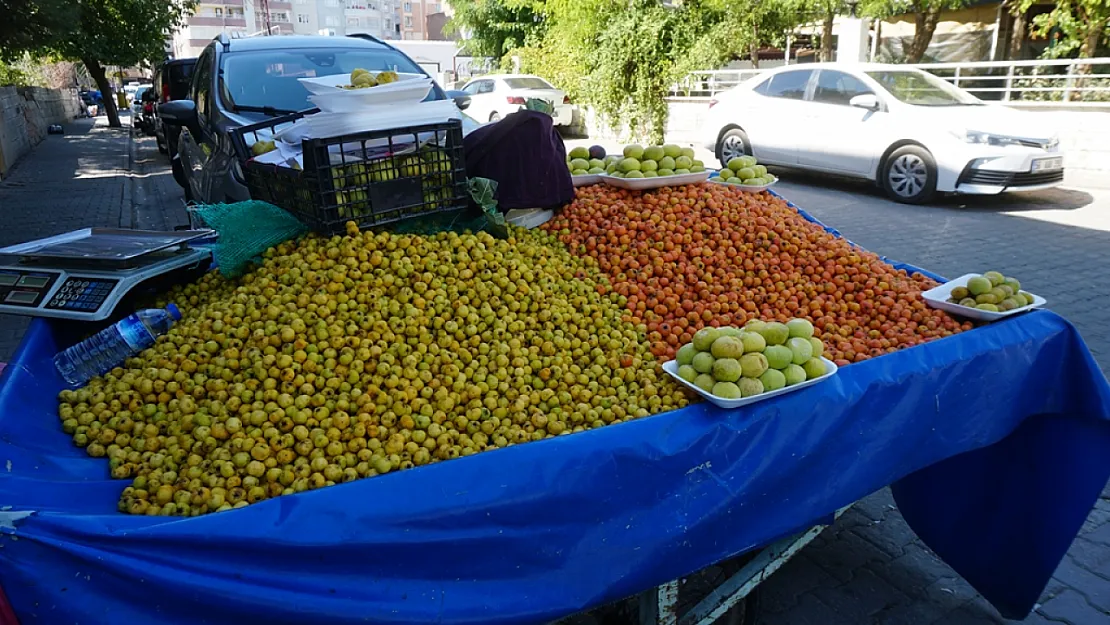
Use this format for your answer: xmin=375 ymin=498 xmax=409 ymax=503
xmin=159 ymin=99 xmax=200 ymax=135
xmin=446 ymin=90 xmax=471 ymax=111
xmin=849 ymin=94 xmax=880 ymax=111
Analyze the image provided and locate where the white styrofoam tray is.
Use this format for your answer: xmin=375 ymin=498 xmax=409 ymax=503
xmin=709 ymin=175 xmax=778 ymax=192
xmin=662 ymin=357 xmax=838 ymax=410
xmin=572 ymin=174 xmax=603 ymax=187
xmin=505 ymin=208 xmax=555 ymax=229
xmin=922 ymin=273 xmax=1046 ymax=322
xmin=601 ymin=170 xmax=710 ymax=190
xmin=298 ymin=72 xmax=428 ymax=94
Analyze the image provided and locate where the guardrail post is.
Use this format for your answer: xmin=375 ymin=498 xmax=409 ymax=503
xmin=1004 ymin=64 xmax=1014 ymax=101
xmin=954 ymin=66 xmax=961 ymax=89
xmin=1063 ymin=60 xmax=1076 ymax=102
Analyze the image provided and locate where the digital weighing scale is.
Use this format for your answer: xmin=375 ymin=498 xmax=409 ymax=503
xmin=0 ymin=228 xmax=214 ymax=321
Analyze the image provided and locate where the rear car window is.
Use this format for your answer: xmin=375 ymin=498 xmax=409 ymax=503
xmin=167 ymin=62 xmax=196 ymax=101
xmin=764 ymin=70 xmax=813 ymax=100
xmin=503 ymin=77 xmax=554 ymax=90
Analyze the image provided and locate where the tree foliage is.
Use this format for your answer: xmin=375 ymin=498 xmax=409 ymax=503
xmin=860 ymin=0 xmax=969 ymax=62
xmin=446 ymin=0 xmax=546 ymax=57
xmin=1 ymin=0 xmax=194 ymax=126
xmin=1019 ymin=0 xmax=1110 ymax=62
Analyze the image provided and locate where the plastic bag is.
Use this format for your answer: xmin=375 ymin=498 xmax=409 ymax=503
xmin=189 ymin=201 xmax=308 ymax=277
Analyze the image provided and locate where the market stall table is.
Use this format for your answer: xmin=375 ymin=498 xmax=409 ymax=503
xmin=0 ymin=195 xmax=1108 ymax=625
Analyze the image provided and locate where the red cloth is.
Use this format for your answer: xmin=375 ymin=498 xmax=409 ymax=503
xmin=0 ymin=584 xmax=19 ymax=625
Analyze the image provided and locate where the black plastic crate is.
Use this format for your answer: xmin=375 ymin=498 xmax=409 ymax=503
xmin=231 ymin=114 xmax=467 ymax=234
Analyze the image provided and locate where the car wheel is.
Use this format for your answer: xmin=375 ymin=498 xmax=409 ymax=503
xmin=489 ymin=112 xmax=501 ymax=122
xmin=882 ymin=145 xmax=937 ymax=204
xmin=716 ymin=128 xmax=750 ymax=168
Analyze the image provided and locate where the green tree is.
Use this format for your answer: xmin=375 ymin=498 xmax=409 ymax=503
xmin=2 ymin=0 xmax=194 ymax=127
xmin=861 ymin=0 xmax=969 ymax=62
xmin=446 ymin=0 xmax=546 ymax=58
xmin=0 ymin=0 xmax=75 ymax=58
xmin=1021 ymin=0 xmax=1109 ymax=65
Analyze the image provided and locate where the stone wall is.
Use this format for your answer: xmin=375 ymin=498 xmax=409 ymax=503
xmin=0 ymin=86 xmax=81 ymax=179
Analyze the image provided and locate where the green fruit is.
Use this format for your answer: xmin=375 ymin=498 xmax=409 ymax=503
xmin=711 ymin=336 xmax=745 ymax=359
xmin=803 ymin=358 xmax=827 ymax=380
xmin=642 ymin=171 xmax=658 ymax=178
xmin=694 ymin=373 xmax=716 ymax=392
xmin=999 ymin=298 xmax=1020 ymax=311
xmin=967 ymin=276 xmax=992 ymax=296
xmin=740 ymin=331 xmax=766 ymax=354
xmin=571 ymin=169 xmax=589 ymax=176
xmin=1004 ymin=278 xmax=1021 ymax=293
xmin=984 ymin=271 xmax=1005 ymax=286
xmin=726 ymin=157 xmax=746 ymax=170
xmin=990 ymin=287 xmax=1008 ymax=301
xmin=712 ymin=358 xmax=742 ymax=383
xmin=808 ymin=337 xmax=824 ymax=359
xmin=659 ymin=156 xmax=676 ymax=170
xmin=760 ymin=368 xmax=786 ymax=392
xmin=763 ymin=345 xmax=792 ymax=370
xmin=787 ymin=337 xmax=813 ymax=365
xmin=588 ymin=158 xmax=605 ymax=170
xmin=625 ymin=171 xmax=645 ymax=179
xmin=744 ymin=319 xmax=766 ymax=331
xmin=570 ymin=158 xmax=590 ymax=171
xmin=251 ymin=139 xmax=276 ymax=156
xmin=736 ymin=167 xmax=756 ymax=180
xmin=663 ymin=144 xmax=683 ymax=158
xmin=674 ymin=168 xmax=691 ymax=175
xmin=1011 ymin=293 xmax=1028 ymax=306
xmin=757 ymin=322 xmax=789 ymax=346
xmin=726 ymin=177 xmax=742 ymax=184
xmin=691 ymin=166 xmax=705 ymax=173
xmin=712 ymin=381 xmax=743 ymax=399
xmin=950 ymin=286 xmax=970 ymax=300
xmin=643 ymin=146 xmax=665 ymax=161
xmin=605 ymin=155 xmax=622 ymax=165
xmin=619 ymin=158 xmax=641 ymax=173
xmin=783 ymin=364 xmax=806 ymax=386
xmin=740 ymin=155 xmax=757 ymax=168
xmin=718 ymin=169 xmax=732 ymax=180
xmin=680 ymin=147 xmax=694 ymax=159
xmin=738 ymin=378 xmax=764 ymax=398
xmin=677 ymin=364 xmax=698 ymax=383
xmin=609 ymin=172 xmax=624 ymax=178
xmin=657 ymin=169 xmax=675 ymax=177
xmin=569 ymin=146 xmax=590 ymax=160
xmin=587 ymin=167 xmax=605 ymax=174
xmin=676 ymin=343 xmax=698 ymax=365
xmin=692 ymin=159 xmax=704 ymax=168
xmin=675 ymin=155 xmax=693 ymax=170
xmin=692 ymin=351 xmax=716 ymax=374
xmin=692 ymin=327 xmax=722 ymax=351
xmin=958 ymin=297 xmax=978 ymax=307
xmin=976 ymin=293 xmax=999 ymax=305
xmin=640 ymin=159 xmax=658 ymax=172
xmin=786 ymin=318 xmax=814 ymax=339
xmin=976 ymin=303 xmax=1000 ymax=312
xmin=753 ymin=165 xmax=767 ymax=177
xmin=623 ymin=145 xmax=644 ymax=159
xmin=740 ymin=353 xmax=769 ymax=378
xmin=606 ymin=163 xmax=619 ymax=173
xmin=717 ymin=327 xmax=744 ymax=337
xmin=1019 ymin=291 xmax=1035 ymax=304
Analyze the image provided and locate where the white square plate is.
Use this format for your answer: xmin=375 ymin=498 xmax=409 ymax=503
xmin=922 ymin=273 xmax=1046 ymax=322
xmin=708 ymin=176 xmax=778 ymax=192
xmin=600 ymin=171 xmax=710 ymax=190
xmin=662 ymin=357 xmax=838 ymax=410
xmin=572 ymin=174 xmax=603 ymax=187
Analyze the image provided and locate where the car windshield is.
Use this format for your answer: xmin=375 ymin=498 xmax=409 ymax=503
xmin=866 ymin=70 xmax=981 ymax=106
xmin=504 ymin=77 xmax=553 ymax=90
xmin=220 ymin=48 xmax=430 ymax=112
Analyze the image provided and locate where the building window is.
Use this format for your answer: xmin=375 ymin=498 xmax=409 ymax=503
xmin=325 ymin=15 xmax=338 ymax=26
xmin=214 ymin=7 xmax=223 ymax=16
xmin=403 ymin=2 xmax=411 ymax=12
xmin=325 ymin=0 xmax=339 ymax=6
xmin=297 ymin=13 xmax=310 ymax=23
xmin=435 ymin=3 xmax=441 ymax=11
xmin=404 ymin=15 xmax=412 ymax=27
xmin=271 ymin=11 xmax=289 ymax=22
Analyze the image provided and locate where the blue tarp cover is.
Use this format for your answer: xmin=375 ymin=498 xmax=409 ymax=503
xmin=0 ymin=199 xmax=1108 ymax=624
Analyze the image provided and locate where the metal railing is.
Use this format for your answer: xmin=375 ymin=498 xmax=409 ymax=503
xmin=670 ymin=57 xmax=1110 ymax=106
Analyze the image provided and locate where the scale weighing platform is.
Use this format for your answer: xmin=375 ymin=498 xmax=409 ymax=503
xmin=0 ymin=228 xmax=213 ymax=321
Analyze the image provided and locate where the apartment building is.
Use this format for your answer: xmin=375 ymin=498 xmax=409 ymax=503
xmin=171 ymin=0 xmax=398 ymax=59
xmin=397 ymin=0 xmax=448 ymax=41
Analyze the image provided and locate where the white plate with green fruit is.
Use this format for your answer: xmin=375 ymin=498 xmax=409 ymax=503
xmin=923 ymin=271 xmax=1045 ymax=322
xmin=567 ymin=145 xmax=609 ymax=183
xmin=603 ymin=170 xmax=710 ymax=191
xmin=599 ymin=143 xmax=710 ymax=190
xmin=662 ymin=319 xmax=838 ymax=410
xmin=710 ymin=155 xmax=777 ymax=190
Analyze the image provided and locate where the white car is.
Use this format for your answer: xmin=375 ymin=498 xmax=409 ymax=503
xmin=460 ymin=74 xmax=574 ymax=126
xmin=700 ymin=63 xmax=1064 ymax=203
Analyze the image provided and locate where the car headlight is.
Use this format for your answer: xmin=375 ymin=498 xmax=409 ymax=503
xmin=952 ymin=129 xmax=1021 ymax=147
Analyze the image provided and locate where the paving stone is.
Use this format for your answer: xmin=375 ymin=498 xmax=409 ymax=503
xmin=802 ymin=524 xmax=893 ymax=584
xmin=811 ymin=568 xmax=912 ymax=623
xmin=759 ymin=594 xmax=856 ymax=625
xmin=869 ymin=543 xmax=956 ymax=600
xmin=759 ymin=553 xmax=837 ymax=614
xmin=853 ymin=512 xmax=920 ymax=559
xmin=1036 ymin=589 xmax=1110 ymax=624
xmin=1052 ymin=556 xmax=1110 ymax=613
xmin=1068 ymin=537 xmax=1110 ymax=580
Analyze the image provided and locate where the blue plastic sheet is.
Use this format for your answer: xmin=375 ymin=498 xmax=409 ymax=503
xmin=1 ymin=204 xmax=1109 ymax=624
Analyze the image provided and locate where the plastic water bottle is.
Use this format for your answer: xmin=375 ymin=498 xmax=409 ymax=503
xmin=54 ymin=304 xmax=182 ymax=386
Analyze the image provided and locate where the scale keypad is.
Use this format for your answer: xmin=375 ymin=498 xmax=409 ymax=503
xmin=45 ymin=278 xmax=119 ymax=312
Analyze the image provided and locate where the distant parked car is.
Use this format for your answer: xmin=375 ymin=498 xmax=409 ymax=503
xmin=129 ymin=85 xmax=152 ymax=115
xmin=159 ymin=33 xmax=472 ymax=204
xmin=152 ymin=57 xmax=197 ymax=161
xmin=459 ymin=74 xmax=574 ymax=125
xmin=700 ymin=63 xmax=1064 ymax=204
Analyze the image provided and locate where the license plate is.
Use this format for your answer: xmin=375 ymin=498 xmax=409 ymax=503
xmin=1031 ymin=157 xmax=1063 ymax=172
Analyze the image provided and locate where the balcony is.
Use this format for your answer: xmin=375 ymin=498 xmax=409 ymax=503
xmin=209 ymin=0 xmax=245 ymax=4
xmin=190 ymin=15 xmax=247 ymax=27
xmin=269 ymin=1 xmax=293 ymax=8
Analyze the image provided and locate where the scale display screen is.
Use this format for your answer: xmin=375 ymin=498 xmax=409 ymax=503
xmin=0 ymin=274 xmax=16 ymax=287
xmin=5 ymin=291 xmax=39 ymax=304
xmin=17 ymin=275 xmax=50 ymax=288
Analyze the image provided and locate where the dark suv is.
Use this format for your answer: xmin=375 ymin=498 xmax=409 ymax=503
xmin=160 ymin=34 xmax=466 ymax=204
xmin=152 ymin=58 xmax=197 ymax=159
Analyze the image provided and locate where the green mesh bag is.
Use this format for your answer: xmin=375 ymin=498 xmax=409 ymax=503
xmin=189 ymin=201 xmax=309 ymax=277
xmin=389 ymin=178 xmax=508 ymax=238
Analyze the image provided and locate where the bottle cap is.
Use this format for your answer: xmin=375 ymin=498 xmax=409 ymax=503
xmin=166 ymin=303 xmax=182 ymax=321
